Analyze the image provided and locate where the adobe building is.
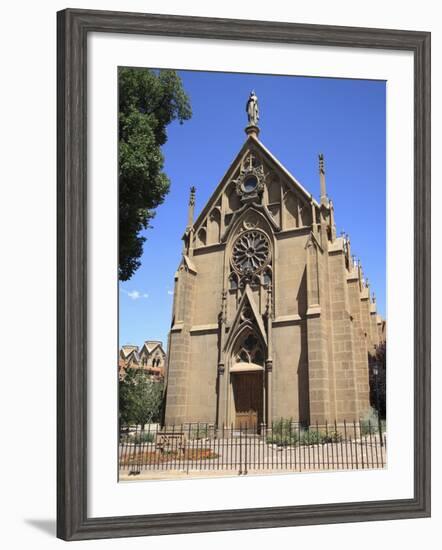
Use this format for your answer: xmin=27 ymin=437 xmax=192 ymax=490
xmin=164 ymin=92 xmax=385 ymax=429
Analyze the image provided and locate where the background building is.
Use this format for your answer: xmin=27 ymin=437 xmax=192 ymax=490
xmin=119 ymin=340 xmax=166 ymax=380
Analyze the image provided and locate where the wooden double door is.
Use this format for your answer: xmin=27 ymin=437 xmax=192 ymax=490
xmin=232 ymin=372 xmax=263 ymax=430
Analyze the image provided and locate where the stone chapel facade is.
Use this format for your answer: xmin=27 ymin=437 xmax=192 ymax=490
xmin=163 ymin=100 xmax=385 ymax=429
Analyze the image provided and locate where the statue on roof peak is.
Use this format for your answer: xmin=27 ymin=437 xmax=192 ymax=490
xmin=246 ymin=90 xmax=259 ymax=127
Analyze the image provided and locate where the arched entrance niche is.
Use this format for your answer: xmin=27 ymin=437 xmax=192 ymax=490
xmin=228 ymin=324 xmax=265 ymax=430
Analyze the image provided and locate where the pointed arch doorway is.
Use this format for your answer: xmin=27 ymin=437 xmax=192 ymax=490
xmin=231 ymin=370 xmax=263 ymax=430
xmin=230 ymin=330 xmax=265 ymax=430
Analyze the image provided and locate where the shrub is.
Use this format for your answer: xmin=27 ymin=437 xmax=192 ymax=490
xmin=266 ymin=419 xmax=343 ymax=447
xmin=267 ymin=418 xmax=298 ymax=446
xmin=120 ymin=431 xmax=155 ymax=444
xmin=134 ymin=431 xmax=155 ymax=443
xmin=319 ymin=430 xmax=343 ymax=444
xmin=360 ymin=407 xmax=385 ymax=436
xmin=299 ymin=428 xmax=342 ymax=445
xmin=189 ymin=424 xmax=210 ymax=440
xmin=267 ymin=432 xmax=299 ymax=447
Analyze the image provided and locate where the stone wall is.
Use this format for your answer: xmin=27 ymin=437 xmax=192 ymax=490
xmin=271 ymin=321 xmax=308 ymax=421
xmin=274 ymin=232 xmax=309 ymax=317
xmin=164 ymin=266 xmax=196 ymax=425
xmin=184 ymin=331 xmax=218 ymax=422
xmin=191 ymin=247 xmax=224 ymax=326
xmin=327 ymin=248 xmax=359 ymax=421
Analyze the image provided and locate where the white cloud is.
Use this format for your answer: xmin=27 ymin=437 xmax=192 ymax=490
xmin=121 ymin=289 xmax=149 ymax=300
xmin=167 ymin=290 xmax=174 ymax=296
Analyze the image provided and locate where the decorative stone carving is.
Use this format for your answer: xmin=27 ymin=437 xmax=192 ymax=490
xmin=231 ymin=229 xmax=271 ymax=275
xmin=234 ymin=330 xmax=264 ymax=366
xmin=242 ymin=219 xmax=259 ymax=231
xmin=240 ymin=306 xmax=253 ymax=322
xmin=231 ymin=153 xmax=266 ymax=203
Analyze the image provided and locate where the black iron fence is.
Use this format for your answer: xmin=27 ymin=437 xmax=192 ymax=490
xmin=119 ymin=420 xmax=387 ymax=477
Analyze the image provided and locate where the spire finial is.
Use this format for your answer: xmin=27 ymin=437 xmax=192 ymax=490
xmin=245 ymin=90 xmax=260 ymax=138
xmin=319 ymin=153 xmax=325 ymax=174
xmin=319 ymin=153 xmax=327 ymax=204
xmin=187 ymin=186 xmax=196 ymax=227
xmin=189 ymin=186 xmax=196 ymax=207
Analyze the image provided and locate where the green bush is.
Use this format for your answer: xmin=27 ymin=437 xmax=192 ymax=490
xmin=360 ymin=407 xmax=386 ymax=436
xmin=266 ymin=432 xmax=298 ymax=446
xmin=189 ymin=424 xmax=210 ymax=440
xmin=318 ymin=430 xmax=343 ymax=444
xmin=120 ymin=431 xmax=156 ymax=444
xmin=134 ymin=431 xmax=155 ymax=443
xmin=267 ymin=418 xmax=297 ymax=446
xmin=299 ymin=428 xmax=342 ymax=445
xmin=266 ymin=419 xmax=343 ymax=447
xmin=298 ymin=430 xmax=322 ymax=445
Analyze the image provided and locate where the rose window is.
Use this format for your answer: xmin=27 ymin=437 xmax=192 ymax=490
xmin=232 ymin=230 xmax=270 ymax=274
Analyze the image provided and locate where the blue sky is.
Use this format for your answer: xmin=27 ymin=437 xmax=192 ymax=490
xmin=119 ymin=70 xmax=386 ymax=348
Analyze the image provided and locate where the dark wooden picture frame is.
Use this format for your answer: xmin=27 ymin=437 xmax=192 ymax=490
xmin=57 ymin=8 xmax=431 ymax=541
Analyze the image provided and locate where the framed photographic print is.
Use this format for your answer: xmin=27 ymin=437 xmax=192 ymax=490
xmin=57 ymin=8 xmax=431 ymax=541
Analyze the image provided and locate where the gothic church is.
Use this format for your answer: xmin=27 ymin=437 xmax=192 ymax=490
xmin=164 ymin=93 xmax=384 ymax=429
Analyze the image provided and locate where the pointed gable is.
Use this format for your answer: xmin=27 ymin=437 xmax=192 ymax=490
xmin=121 ymin=344 xmax=138 ymax=358
xmin=193 ymin=135 xmax=318 ymax=237
xmin=257 ymin=138 xmax=319 ymax=207
xmin=140 ymin=340 xmax=166 ymax=357
xmin=224 ymin=284 xmax=267 ymax=351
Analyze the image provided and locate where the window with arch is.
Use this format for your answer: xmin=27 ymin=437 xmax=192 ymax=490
xmin=233 ymin=329 xmax=265 ymax=366
xmin=263 ymin=268 xmax=272 ymax=287
xmin=197 ymin=227 xmax=207 ymax=247
xmin=229 ymin=272 xmax=238 ymax=290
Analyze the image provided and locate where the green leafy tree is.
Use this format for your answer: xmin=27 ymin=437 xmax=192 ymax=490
xmin=119 ymin=369 xmax=164 ymax=428
xmin=369 ymin=342 xmax=386 ymax=419
xmin=119 ymin=68 xmax=192 ymax=281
